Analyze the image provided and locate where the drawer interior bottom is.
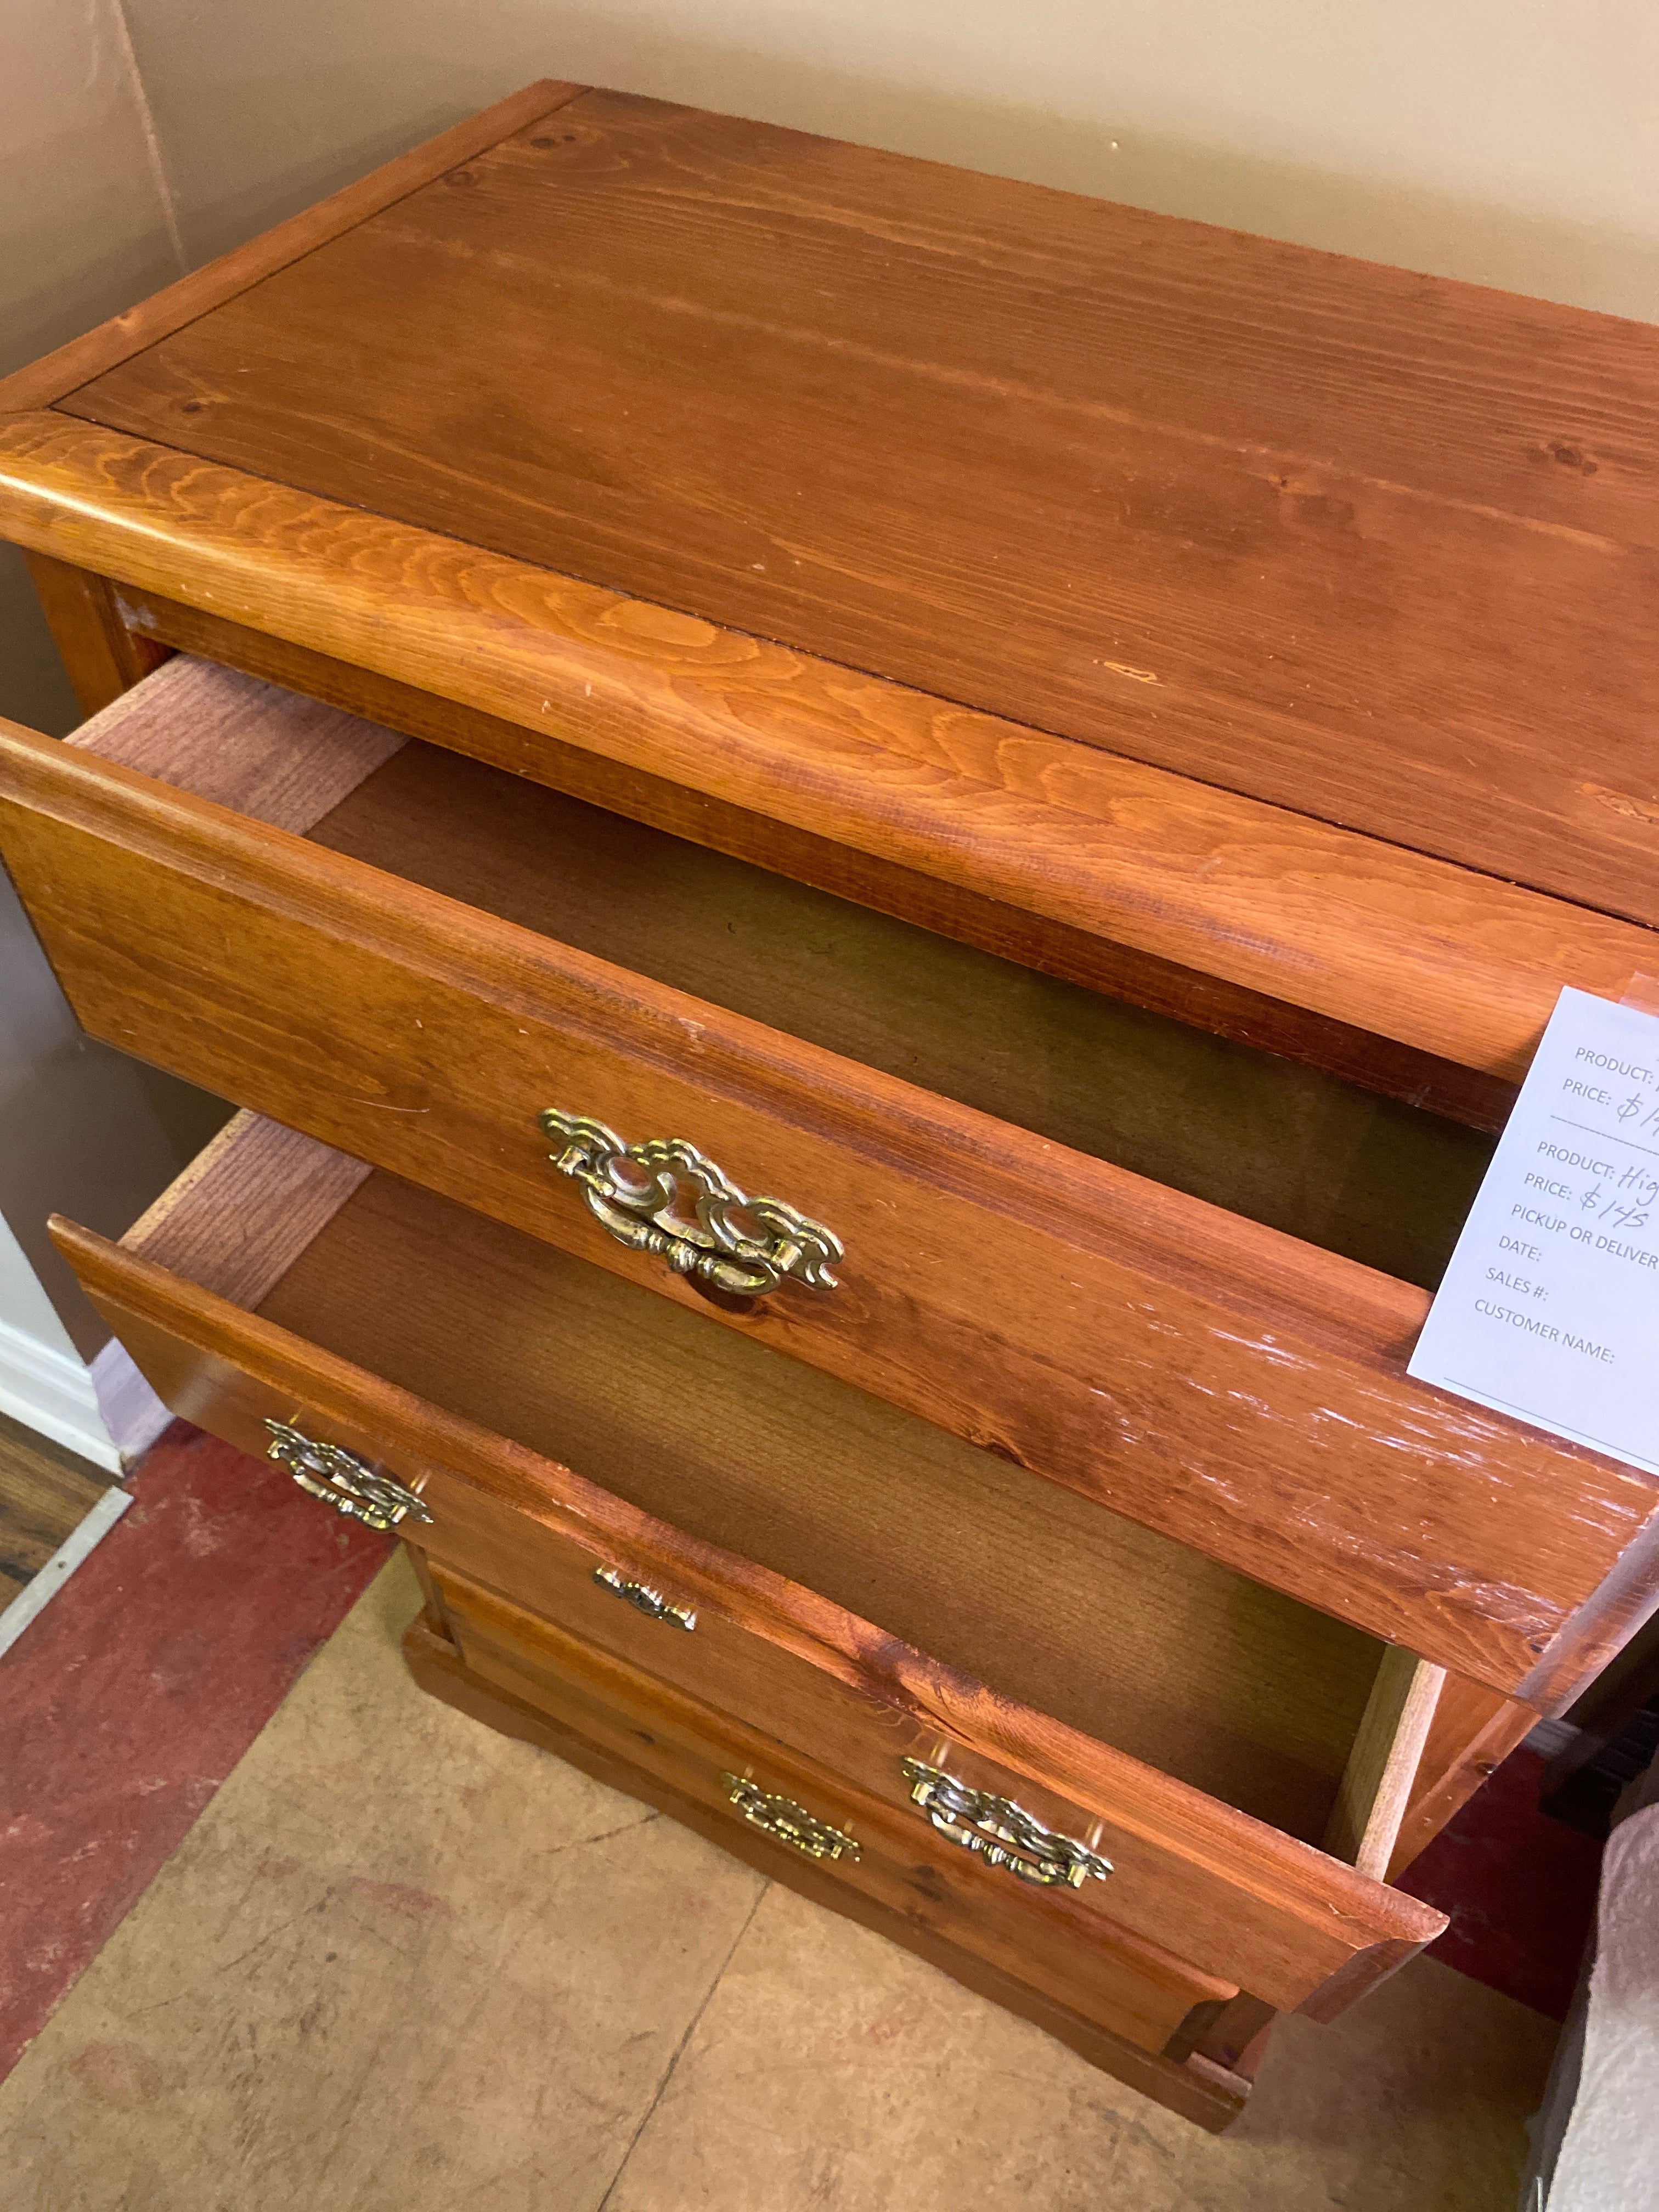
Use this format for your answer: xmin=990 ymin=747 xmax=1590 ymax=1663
xmin=303 ymin=733 xmax=1493 ymax=1290
xmin=239 ymin=1163 xmax=1387 ymax=1847
xmin=70 ymin=655 xmax=1491 ymax=1290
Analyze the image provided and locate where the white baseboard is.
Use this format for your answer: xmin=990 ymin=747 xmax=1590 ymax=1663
xmin=0 ymin=1484 xmax=132 ymax=1660
xmin=90 ymin=1336 xmax=174 ymax=1465
xmin=0 ymin=1313 xmax=122 ymax=1474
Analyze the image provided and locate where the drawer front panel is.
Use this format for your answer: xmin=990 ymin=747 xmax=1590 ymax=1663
xmin=430 ymin=1558 xmax=1235 ymax=2057
xmin=55 ymin=1199 xmax=1443 ymax=2018
xmin=5 ymin=714 xmax=1655 ymax=1701
xmin=417 ymin=1481 xmax=1129 ymax=1903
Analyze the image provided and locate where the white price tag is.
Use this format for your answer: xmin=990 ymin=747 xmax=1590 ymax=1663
xmin=1409 ymin=986 xmax=1659 ymax=1476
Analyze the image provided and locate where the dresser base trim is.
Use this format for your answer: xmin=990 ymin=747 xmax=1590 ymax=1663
xmin=400 ymin=1609 xmax=1257 ymax=2132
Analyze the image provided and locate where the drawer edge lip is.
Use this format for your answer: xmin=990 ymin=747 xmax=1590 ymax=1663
xmin=53 ymin=1206 xmax=1441 ymax=1956
xmin=2 ymin=409 xmax=1654 ymax=1085
xmin=100 ymin=577 xmax=1538 ymax=1141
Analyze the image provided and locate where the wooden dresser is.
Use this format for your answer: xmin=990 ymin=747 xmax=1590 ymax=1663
xmin=2 ymin=81 xmax=1656 ymax=2130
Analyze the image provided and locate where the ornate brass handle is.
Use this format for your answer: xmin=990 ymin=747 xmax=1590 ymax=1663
xmin=263 ymin=1419 xmax=433 ymax=1533
xmin=901 ymin=1759 xmax=1113 ymax=1889
xmin=540 ymin=1109 xmax=842 ymax=1298
xmin=722 ymin=1773 xmax=860 ymax=1861
xmin=594 ymin=1565 xmax=696 ymax=1632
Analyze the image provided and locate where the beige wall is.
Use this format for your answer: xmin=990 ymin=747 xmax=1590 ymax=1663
xmin=3 ymin=0 xmax=183 ymax=737
xmin=120 ymin=0 xmax=1659 ymax=317
xmin=1 ymin=0 xmax=1655 ymax=1393
xmin=0 ymin=0 xmax=222 ymax=1384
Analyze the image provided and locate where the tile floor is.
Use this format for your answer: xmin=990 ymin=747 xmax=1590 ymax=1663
xmin=0 ymin=1552 xmax=1559 ymax=2210
xmin=0 ymin=1424 xmax=390 ymax=2077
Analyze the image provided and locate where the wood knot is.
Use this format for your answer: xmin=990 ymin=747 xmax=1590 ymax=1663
xmin=1579 ymin=782 xmax=1659 ymax=830
xmin=976 ymin=1436 xmax=1030 ymax=1469
xmin=1532 ymin=439 xmax=1599 ymax=476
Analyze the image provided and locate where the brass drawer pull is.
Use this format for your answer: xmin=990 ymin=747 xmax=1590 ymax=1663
xmin=901 ymin=1758 xmax=1113 ymax=1889
xmin=722 ymin=1773 xmax=860 ymax=1862
xmin=540 ymin=1109 xmax=842 ymax=1298
xmin=593 ymin=1565 xmax=696 ymax=1631
xmin=263 ymin=1418 xmax=433 ymax=1532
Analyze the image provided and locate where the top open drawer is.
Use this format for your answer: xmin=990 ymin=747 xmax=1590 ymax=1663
xmin=3 ymin=656 xmax=1658 ymax=1699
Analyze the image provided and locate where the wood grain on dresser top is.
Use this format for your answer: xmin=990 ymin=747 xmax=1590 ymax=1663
xmin=2 ymin=415 xmax=1654 ymax=1102
xmin=1 ymin=86 xmax=1655 ymax=1096
xmin=0 ymin=82 xmax=586 ymax=417
xmin=8 ymin=667 xmax=1659 ymax=1705
xmin=22 ymin=88 xmax=1659 ymax=926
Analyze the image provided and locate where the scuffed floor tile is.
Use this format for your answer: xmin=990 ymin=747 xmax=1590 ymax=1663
xmin=0 ymin=1549 xmax=1558 ymax=2212
xmin=599 ymin=1883 xmax=1557 ymax=2212
xmin=0 ymin=1554 xmax=764 ymax=2212
xmin=0 ymin=1423 xmax=391 ymax=2076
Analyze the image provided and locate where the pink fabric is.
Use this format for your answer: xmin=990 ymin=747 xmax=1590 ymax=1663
xmin=1549 ymin=1799 xmax=1659 ymax=2210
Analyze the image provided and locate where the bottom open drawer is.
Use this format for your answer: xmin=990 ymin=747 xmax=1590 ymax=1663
xmin=52 ymin=1114 xmax=1444 ymax=2048
xmin=427 ymin=1557 xmax=1235 ymax=2052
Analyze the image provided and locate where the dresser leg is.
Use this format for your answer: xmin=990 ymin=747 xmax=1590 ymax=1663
xmin=1178 ymin=1991 xmax=1278 ymax=2075
xmin=24 ymin=554 xmax=171 ymax=716
xmin=402 ymin=1541 xmax=458 ymax=1646
xmin=400 ymin=1612 xmax=1254 ymax=2132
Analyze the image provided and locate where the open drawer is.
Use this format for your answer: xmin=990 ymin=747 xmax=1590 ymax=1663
xmin=6 ymin=657 xmax=1659 ymax=1701
xmin=425 ymin=1557 xmax=1243 ymax=2063
xmin=54 ymin=1111 xmax=1447 ymax=2033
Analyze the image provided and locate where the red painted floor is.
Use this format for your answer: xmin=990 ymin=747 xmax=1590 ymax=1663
xmin=0 ymin=1423 xmax=389 ymax=2080
xmin=1400 ymin=1745 xmax=1604 ymax=2023
xmin=0 ymin=1417 xmax=1600 ymax=2083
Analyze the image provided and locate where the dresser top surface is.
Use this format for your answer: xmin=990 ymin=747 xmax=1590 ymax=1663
xmin=17 ymin=85 xmax=1659 ymax=924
